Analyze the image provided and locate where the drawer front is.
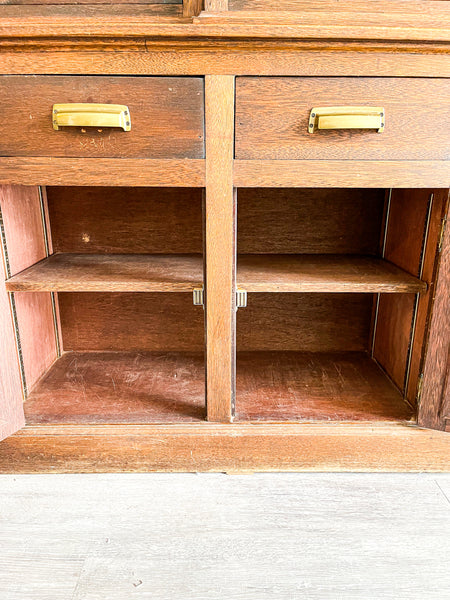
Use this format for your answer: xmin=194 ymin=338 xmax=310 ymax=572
xmin=0 ymin=76 xmax=204 ymax=159
xmin=235 ymin=77 xmax=450 ymax=161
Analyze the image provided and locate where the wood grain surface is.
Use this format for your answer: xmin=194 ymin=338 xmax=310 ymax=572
xmin=229 ymin=0 xmax=450 ymax=9
xmin=0 ymin=76 xmax=204 ymax=159
xmin=58 ymin=292 xmax=205 ymax=352
xmin=46 ymin=186 xmax=203 ymax=254
xmin=419 ymin=200 xmax=450 ymax=430
xmin=7 ymin=253 xmax=204 ymax=292
xmin=1 ymin=423 xmax=449 ymax=472
xmin=237 ymin=293 xmax=372 ymax=352
xmin=0 ymin=158 xmax=206 ymax=187
xmin=2 ymin=46 xmax=449 ymax=80
xmin=237 ymin=188 xmax=384 ymax=254
xmin=234 ymin=160 xmax=450 ymax=189
xmin=236 ymin=77 xmax=450 ymax=161
xmin=0 ymin=186 xmax=57 ymax=393
xmin=194 ymin=8 xmax=450 ymax=41
xmin=0 ymin=3 xmax=448 ymax=40
xmin=404 ymin=189 xmax=448 ymax=403
xmin=183 ymin=0 xmax=203 ymax=16
xmin=237 ymin=255 xmax=425 ymax=293
xmin=204 ymin=75 xmax=235 ymax=422
xmin=24 ymin=351 xmax=205 ymax=424
xmin=372 ymin=190 xmax=431 ymax=393
xmin=236 ymin=351 xmax=413 ymax=422
xmin=0 ymin=219 xmax=24 ymax=441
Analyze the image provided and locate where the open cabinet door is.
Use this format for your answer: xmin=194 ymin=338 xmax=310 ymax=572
xmin=418 ymin=194 xmax=450 ymax=432
xmin=0 ymin=224 xmax=25 ymax=441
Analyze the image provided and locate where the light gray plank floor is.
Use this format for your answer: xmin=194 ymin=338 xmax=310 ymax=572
xmin=1 ymin=473 xmax=450 ymax=600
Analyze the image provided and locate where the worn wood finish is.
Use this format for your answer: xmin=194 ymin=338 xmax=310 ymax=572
xmin=372 ymin=294 xmax=416 ymax=392
xmin=58 ymin=292 xmax=205 ymax=352
xmin=25 ymin=351 xmax=205 ymax=424
xmin=0 ymin=76 xmax=204 ymax=159
xmin=237 ymin=255 xmax=425 ymax=293
xmin=373 ymin=190 xmax=437 ymax=395
xmin=205 ymin=75 xmax=235 ymax=422
xmin=229 ymin=0 xmax=450 ymax=9
xmin=237 ymin=293 xmax=372 ymax=352
xmin=0 ymin=186 xmax=57 ymax=393
xmin=0 ymin=158 xmax=206 ymax=187
xmin=205 ymin=0 xmax=228 ymax=9
xmin=234 ymin=160 xmax=450 ymax=188
xmin=194 ymin=9 xmax=450 ymax=41
xmin=183 ymin=0 xmax=203 ymax=16
xmin=405 ymin=189 xmax=449 ymax=402
xmin=236 ymin=77 xmax=450 ymax=161
xmin=46 ymin=187 xmax=203 ymax=254
xmin=7 ymin=253 xmax=204 ymax=293
xmin=236 ymin=351 xmax=413 ymax=422
xmin=419 ymin=200 xmax=450 ymax=430
xmin=0 ymin=3 xmax=448 ymax=40
xmin=238 ymin=188 xmax=384 ymax=255
xmin=0 ymin=213 xmax=24 ymax=441
xmin=0 ymin=1 xmax=181 ymax=6
xmin=1 ymin=423 xmax=450 ymax=472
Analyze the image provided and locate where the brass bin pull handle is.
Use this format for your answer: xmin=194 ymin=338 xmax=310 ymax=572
xmin=52 ymin=103 xmax=131 ymax=131
xmin=308 ymin=106 xmax=385 ymax=133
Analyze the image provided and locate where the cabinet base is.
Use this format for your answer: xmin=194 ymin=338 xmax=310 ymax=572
xmin=0 ymin=422 xmax=449 ymax=473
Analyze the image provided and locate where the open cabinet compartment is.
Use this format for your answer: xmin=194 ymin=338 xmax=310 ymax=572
xmin=235 ymin=187 xmax=448 ymax=423
xmin=0 ymin=185 xmax=206 ymax=425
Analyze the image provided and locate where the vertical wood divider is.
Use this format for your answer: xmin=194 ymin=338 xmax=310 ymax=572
xmin=183 ymin=0 xmax=203 ymax=17
xmin=205 ymin=74 xmax=236 ymax=422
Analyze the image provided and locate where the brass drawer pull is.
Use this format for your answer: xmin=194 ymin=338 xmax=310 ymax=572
xmin=52 ymin=103 xmax=131 ymax=131
xmin=308 ymin=106 xmax=385 ymax=133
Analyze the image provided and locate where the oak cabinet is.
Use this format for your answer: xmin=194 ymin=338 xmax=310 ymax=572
xmin=0 ymin=0 xmax=449 ymax=471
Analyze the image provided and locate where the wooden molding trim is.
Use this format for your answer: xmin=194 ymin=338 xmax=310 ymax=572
xmin=1 ymin=422 xmax=450 ymax=472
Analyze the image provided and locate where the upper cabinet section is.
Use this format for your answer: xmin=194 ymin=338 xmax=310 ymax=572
xmin=0 ymin=1 xmax=448 ymax=41
xmin=0 ymin=76 xmax=205 ymax=159
xmin=235 ymin=77 xmax=450 ymax=161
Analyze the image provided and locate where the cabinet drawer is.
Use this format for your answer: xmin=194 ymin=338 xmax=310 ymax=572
xmin=235 ymin=77 xmax=450 ymax=161
xmin=0 ymin=76 xmax=204 ymax=159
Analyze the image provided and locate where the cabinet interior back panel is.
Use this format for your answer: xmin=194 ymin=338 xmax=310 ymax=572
xmin=237 ymin=293 xmax=373 ymax=352
xmin=47 ymin=187 xmax=203 ymax=254
xmin=237 ymin=188 xmax=385 ymax=254
xmin=58 ymin=292 xmax=205 ymax=352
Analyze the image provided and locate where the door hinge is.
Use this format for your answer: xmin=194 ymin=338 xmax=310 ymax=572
xmin=193 ymin=287 xmax=247 ymax=309
xmin=416 ymin=373 xmax=424 ymax=404
xmin=438 ymin=217 xmax=447 ymax=253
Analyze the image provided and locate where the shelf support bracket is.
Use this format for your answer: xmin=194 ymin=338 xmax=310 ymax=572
xmin=236 ymin=289 xmax=247 ymax=309
xmin=193 ymin=287 xmax=247 ymax=310
xmin=193 ymin=286 xmax=204 ymax=307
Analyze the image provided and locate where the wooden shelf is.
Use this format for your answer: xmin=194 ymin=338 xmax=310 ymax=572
xmin=237 ymin=255 xmax=426 ymax=293
xmin=236 ymin=351 xmax=414 ymax=422
xmin=7 ymin=253 xmax=425 ymax=294
xmin=24 ymin=351 xmax=205 ymax=425
xmin=6 ymin=253 xmax=203 ymax=292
